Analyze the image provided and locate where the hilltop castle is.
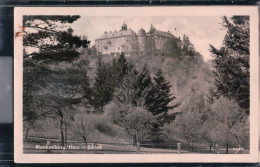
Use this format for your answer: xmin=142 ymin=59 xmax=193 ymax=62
xmin=94 ymin=22 xmax=181 ymax=56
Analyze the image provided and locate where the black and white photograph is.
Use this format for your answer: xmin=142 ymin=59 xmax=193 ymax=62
xmin=14 ymin=7 xmax=258 ymax=163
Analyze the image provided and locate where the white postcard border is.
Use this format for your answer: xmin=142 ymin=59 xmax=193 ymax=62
xmin=14 ymin=6 xmax=259 ymax=163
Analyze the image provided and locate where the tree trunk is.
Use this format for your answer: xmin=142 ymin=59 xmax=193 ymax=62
xmin=191 ymin=141 xmax=194 ymax=152
xmin=25 ymin=127 xmax=30 ymax=139
xmin=59 ymin=119 xmax=64 ymax=146
xmin=209 ymin=144 xmax=212 ymax=153
xmin=64 ymin=123 xmax=67 ymax=144
xmin=141 ymin=129 xmax=143 ymax=143
xmin=132 ymin=134 xmax=137 ymax=146
xmin=226 ymin=143 xmax=229 ymax=154
xmin=213 ymin=142 xmax=216 ymax=153
xmin=83 ymin=136 xmax=87 ymax=146
xmin=197 ymin=140 xmax=200 ymax=153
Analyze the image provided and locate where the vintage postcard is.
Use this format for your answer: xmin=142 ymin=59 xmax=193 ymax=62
xmin=14 ymin=6 xmax=259 ymax=163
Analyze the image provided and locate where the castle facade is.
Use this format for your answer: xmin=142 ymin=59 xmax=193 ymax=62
xmin=94 ymin=23 xmax=181 ymax=56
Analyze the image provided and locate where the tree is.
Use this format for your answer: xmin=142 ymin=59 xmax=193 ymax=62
xmin=23 ymin=59 xmax=51 ymax=139
xmin=92 ymin=58 xmax=112 ymax=112
xmin=22 ymin=16 xmax=91 ymax=146
xmin=105 ymin=102 xmax=155 ymax=146
xmin=72 ymin=113 xmax=98 ymax=145
xmin=210 ymin=96 xmax=246 ymax=153
xmin=206 ymin=87 xmax=220 ymax=105
xmin=210 ymin=16 xmax=249 ymax=113
xmin=181 ymin=34 xmax=203 ymax=65
xmin=147 ymin=69 xmax=179 ymax=142
xmin=113 ymin=68 xmax=139 ymax=105
xmin=113 ymin=53 xmax=132 ymax=83
xmin=36 ymin=63 xmax=91 ymax=146
xmin=153 ymin=70 xmax=178 ymax=122
xmin=93 ymin=54 xmax=133 ymax=112
xmin=135 ymin=64 xmax=155 ymax=108
xmin=230 ymin=116 xmax=249 ymax=149
xmin=23 ymin=15 xmax=89 ymax=62
xmin=173 ymin=91 xmax=206 ymax=152
xmin=182 ymin=34 xmax=196 ymax=59
xmin=162 ymin=38 xmax=182 ymax=58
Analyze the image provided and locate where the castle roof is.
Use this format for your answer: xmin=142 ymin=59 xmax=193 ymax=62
xmin=96 ymin=29 xmax=137 ymax=40
xmin=121 ymin=22 xmax=127 ymax=30
xmin=138 ymin=28 xmax=146 ymax=35
xmin=150 ymin=29 xmax=175 ymax=38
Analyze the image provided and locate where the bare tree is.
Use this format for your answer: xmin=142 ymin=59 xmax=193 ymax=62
xmin=72 ymin=113 xmax=97 ymax=145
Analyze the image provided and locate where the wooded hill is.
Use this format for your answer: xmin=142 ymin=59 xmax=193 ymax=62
xmin=23 ymin=16 xmax=249 ymax=153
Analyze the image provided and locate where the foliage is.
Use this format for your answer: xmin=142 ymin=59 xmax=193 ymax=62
xmin=171 ymin=91 xmax=206 ymax=151
xmin=230 ymin=116 xmax=249 ymax=148
xmin=152 ymin=69 xmax=178 ymax=123
xmin=23 ymin=15 xmax=89 ymax=62
xmin=23 ymin=16 xmax=91 ymax=145
xmin=181 ymin=34 xmax=203 ymax=64
xmin=113 ymin=68 xmax=139 ymax=105
xmin=92 ymin=54 xmax=133 ymax=111
xmin=92 ymin=58 xmax=112 ymax=111
xmin=162 ymin=38 xmax=182 ymax=58
xmin=105 ymin=102 xmax=155 ymax=146
xmin=210 ymin=96 xmax=247 ymax=153
xmin=210 ymin=16 xmax=249 ymax=113
xmin=135 ymin=64 xmax=156 ymax=110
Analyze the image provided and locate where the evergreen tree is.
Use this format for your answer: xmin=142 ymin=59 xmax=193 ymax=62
xmin=153 ymin=69 xmax=176 ymax=122
xmin=135 ymin=64 xmax=155 ymax=107
xmin=150 ymin=69 xmax=178 ymax=141
xmin=23 ymin=15 xmax=89 ymax=62
xmin=115 ymin=53 xmax=132 ymax=82
xmin=108 ymin=54 xmax=131 ymax=90
xmin=93 ymin=54 xmax=134 ymax=112
xmin=210 ymin=16 xmax=249 ymax=113
xmin=93 ymin=58 xmax=112 ymax=112
xmin=23 ymin=16 xmax=91 ymax=146
xmin=113 ymin=68 xmax=139 ymax=105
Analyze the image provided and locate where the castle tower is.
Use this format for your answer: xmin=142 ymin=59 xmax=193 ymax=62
xmin=121 ymin=22 xmax=127 ymax=31
xmin=137 ymin=28 xmax=146 ymax=52
xmin=149 ymin=24 xmax=156 ymax=33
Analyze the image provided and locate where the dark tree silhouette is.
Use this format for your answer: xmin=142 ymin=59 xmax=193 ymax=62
xmin=210 ymin=16 xmax=249 ymax=113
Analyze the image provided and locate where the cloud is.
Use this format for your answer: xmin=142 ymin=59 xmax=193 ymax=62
xmin=71 ymin=16 xmax=226 ymax=61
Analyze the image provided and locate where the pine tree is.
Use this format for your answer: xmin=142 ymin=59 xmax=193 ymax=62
xmin=113 ymin=68 xmax=139 ymax=105
xmin=153 ymin=69 xmax=176 ymax=121
xmin=93 ymin=58 xmax=112 ymax=112
xmin=116 ymin=53 xmax=131 ymax=81
xmin=23 ymin=16 xmax=89 ymax=62
xmin=210 ymin=16 xmax=249 ymax=113
xmin=23 ymin=16 xmax=91 ymax=146
xmin=135 ymin=64 xmax=155 ymax=107
xmin=150 ymin=69 xmax=178 ymax=141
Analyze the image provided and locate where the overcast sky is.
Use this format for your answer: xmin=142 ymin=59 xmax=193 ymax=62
xmin=71 ymin=16 xmax=227 ymax=61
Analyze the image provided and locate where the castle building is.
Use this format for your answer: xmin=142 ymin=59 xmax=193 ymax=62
xmin=94 ymin=22 xmax=181 ymax=56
